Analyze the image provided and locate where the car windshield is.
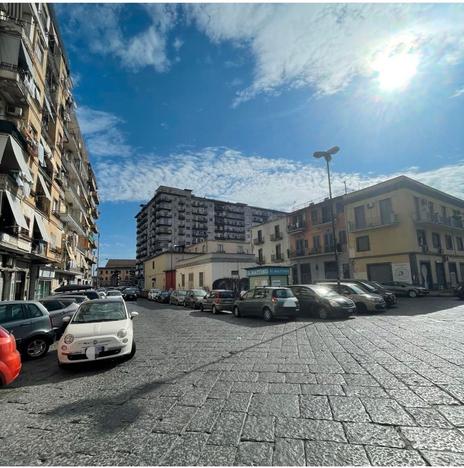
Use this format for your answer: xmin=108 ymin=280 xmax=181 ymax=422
xmin=359 ymin=282 xmax=376 ymax=292
xmin=308 ymin=286 xmax=339 ymax=297
xmin=218 ymin=291 xmax=235 ymax=298
xmin=107 ymin=291 xmax=122 ymax=296
xmin=347 ymin=284 xmax=369 ymax=294
xmin=192 ymin=290 xmax=206 ymax=296
xmin=72 ymin=302 xmax=126 ymax=323
xmin=178 ymin=291 xmax=187 ymax=296
xmin=272 ymin=289 xmax=295 ymax=298
xmin=125 ymin=289 xmax=137 ymax=293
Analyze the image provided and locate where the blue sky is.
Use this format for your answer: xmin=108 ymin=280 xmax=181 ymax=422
xmin=55 ymin=3 xmax=464 ymax=263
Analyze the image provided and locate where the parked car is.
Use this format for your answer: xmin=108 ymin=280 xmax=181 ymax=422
xmin=233 ymin=287 xmax=299 ymax=321
xmin=54 ymin=285 xmax=100 ymax=300
xmin=0 ymin=301 xmax=55 ymax=359
xmin=39 ymin=297 xmax=80 ymax=329
xmin=97 ymin=291 xmax=107 ymax=299
xmin=122 ymin=288 xmax=138 ymax=302
xmin=148 ymin=289 xmax=161 ymax=300
xmin=57 ymin=299 xmax=138 ymax=366
xmin=58 ymin=290 xmax=100 ymax=300
xmin=289 ymin=284 xmax=356 ymax=319
xmin=184 ymin=289 xmax=208 ymax=309
xmin=200 ymin=290 xmax=236 ymax=314
xmin=106 ymin=290 xmax=124 ymax=300
xmin=170 ymin=290 xmax=187 ymax=306
xmin=319 ymin=282 xmax=386 ymax=313
xmin=455 ymin=282 xmax=464 ymax=299
xmin=0 ymin=326 xmax=21 ymax=386
xmin=52 ymin=295 xmax=89 ymax=304
xmin=157 ymin=291 xmax=171 ymax=303
xmin=381 ymin=281 xmax=429 ymax=298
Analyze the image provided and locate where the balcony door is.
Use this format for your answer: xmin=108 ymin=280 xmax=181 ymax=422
xmin=354 ymin=206 xmax=366 ymax=229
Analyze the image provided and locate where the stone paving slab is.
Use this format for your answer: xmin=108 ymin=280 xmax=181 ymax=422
xmin=3 ymin=297 xmax=464 ymax=465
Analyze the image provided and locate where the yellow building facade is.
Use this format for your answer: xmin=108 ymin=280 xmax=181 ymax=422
xmin=345 ymin=176 xmax=464 ymax=288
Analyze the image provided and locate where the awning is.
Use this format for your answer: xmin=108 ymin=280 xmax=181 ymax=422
xmin=40 ymin=136 xmax=52 ymax=158
xmin=20 ymin=42 xmax=35 ymax=79
xmin=34 ymin=212 xmax=50 ymax=243
xmin=0 ymin=32 xmax=20 ymax=66
xmin=7 ymin=135 xmax=33 ymax=182
xmin=43 ymin=95 xmax=54 ymax=121
xmin=4 ymin=191 xmax=28 ymax=230
xmin=36 ymin=172 xmax=51 ymax=200
xmin=38 ymin=142 xmax=45 ymax=166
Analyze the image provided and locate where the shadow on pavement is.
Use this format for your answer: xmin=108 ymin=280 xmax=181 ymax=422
xmin=378 ymin=296 xmax=463 ymax=317
xmin=188 ymin=309 xmax=293 ymax=327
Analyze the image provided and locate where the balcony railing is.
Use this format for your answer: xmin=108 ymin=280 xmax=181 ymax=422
xmin=271 ymin=254 xmax=285 ymax=263
xmin=0 ymin=231 xmax=31 ymax=253
xmin=414 ymin=212 xmax=464 ymax=229
xmin=287 ymin=222 xmax=306 ymax=233
xmin=253 ymin=237 xmax=265 ymax=245
xmin=270 ymin=233 xmax=283 ymax=241
xmin=349 ymin=213 xmax=399 ymax=232
xmin=32 ymin=240 xmax=48 ymax=257
xmin=289 ymin=249 xmax=307 ymax=258
xmin=256 ymin=257 xmax=266 ymax=265
xmin=0 ymin=173 xmax=21 ymax=196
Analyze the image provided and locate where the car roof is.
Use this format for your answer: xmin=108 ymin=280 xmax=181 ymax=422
xmin=255 ymin=286 xmax=290 ymax=289
xmin=0 ymin=300 xmax=43 ymax=305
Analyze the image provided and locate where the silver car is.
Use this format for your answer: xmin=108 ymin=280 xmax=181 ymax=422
xmin=320 ymin=282 xmax=386 ymax=313
xmin=39 ymin=297 xmax=80 ymax=328
xmin=233 ymin=287 xmax=299 ymax=322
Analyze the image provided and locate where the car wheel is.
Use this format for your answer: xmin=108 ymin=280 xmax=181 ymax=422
xmin=318 ymin=306 xmax=329 ymax=319
xmin=212 ymin=305 xmax=218 ymax=315
xmin=233 ymin=306 xmax=241 ymax=318
xmin=25 ymin=337 xmax=49 ymax=359
xmin=263 ymin=307 xmax=273 ymax=322
xmin=408 ymin=289 xmax=417 ymax=298
xmin=356 ymin=303 xmax=368 ymax=314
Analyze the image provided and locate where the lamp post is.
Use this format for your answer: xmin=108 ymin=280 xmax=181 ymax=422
xmin=313 ymin=146 xmax=341 ymax=286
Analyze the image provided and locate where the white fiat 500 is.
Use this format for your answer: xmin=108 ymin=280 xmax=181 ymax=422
xmin=57 ymin=299 xmax=138 ymax=366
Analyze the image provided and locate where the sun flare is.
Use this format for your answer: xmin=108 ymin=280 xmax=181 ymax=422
xmin=373 ymin=52 xmax=419 ymax=92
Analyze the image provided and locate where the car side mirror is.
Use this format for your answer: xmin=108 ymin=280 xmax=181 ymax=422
xmin=62 ymin=316 xmax=71 ymax=324
xmin=130 ymin=312 xmax=139 ymax=319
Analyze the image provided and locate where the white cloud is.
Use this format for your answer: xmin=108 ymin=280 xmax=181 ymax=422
xmin=76 ymin=106 xmax=132 ymax=158
xmin=187 ymin=4 xmax=464 ymax=104
xmin=451 ymin=87 xmax=464 ymax=98
xmin=58 ymin=4 xmax=177 ymax=72
xmin=94 ymin=147 xmax=464 ymax=210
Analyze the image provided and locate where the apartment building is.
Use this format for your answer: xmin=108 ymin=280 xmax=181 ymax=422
xmin=135 ymin=185 xmax=284 ymax=287
xmin=97 ymin=259 xmax=136 ymax=288
xmin=249 ymin=216 xmax=294 ymax=283
xmin=287 ymin=196 xmax=349 ymax=284
xmin=0 ymin=4 xmax=99 ymax=299
xmin=175 ymin=240 xmax=257 ymax=290
xmin=345 ymin=176 xmax=464 ymax=288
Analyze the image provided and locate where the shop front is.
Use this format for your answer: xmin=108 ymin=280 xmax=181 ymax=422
xmin=246 ymin=266 xmax=291 ymax=289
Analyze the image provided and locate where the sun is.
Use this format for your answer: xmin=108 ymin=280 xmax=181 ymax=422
xmin=372 ymin=52 xmax=419 ymax=92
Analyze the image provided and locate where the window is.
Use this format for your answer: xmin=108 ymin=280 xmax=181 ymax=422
xmin=276 ymin=244 xmax=282 ymax=259
xmin=324 ymin=232 xmax=334 ymax=251
xmin=432 ymin=233 xmax=441 ymax=249
xmin=253 ymin=289 xmax=266 ymax=299
xmin=336 ymin=202 xmax=344 ymax=214
xmin=321 ymin=206 xmax=332 ymax=223
xmin=417 ymin=229 xmax=427 ymax=247
xmin=275 ymin=225 xmax=280 ymax=237
xmin=243 ymin=290 xmax=254 ymax=299
xmin=237 ymin=245 xmax=244 ymax=254
xmin=445 ymin=235 xmax=453 ymax=250
xmin=23 ymin=304 xmax=44 ymax=319
xmin=199 ymin=272 xmax=204 ymax=287
xmin=152 ymin=261 xmax=155 ymax=269
xmin=52 ymin=198 xmax=59 ymax=213
xmin=296 ymin=239 xmax=305 ymax=254
xmin=258 ymin=248 xmax=263 ymax=262
xmin=313 ymin=235 xmax=321 ymax=250
xmin=338 ymin=230 xmax=347 ymax=245
xmin=456 ymin=237 xmax=464 ymax=251
xmin=356 ymin=236 xmax=370 ymax=252
xmin=0 ymin=304 xmax=23 ymax=324
xmin=311 ymin=209 xmax=318 ymax=224
xmin=217 ymin=244 xmax=224 ymax=253
xmin=354 ymin=205 xmax=366 ymax=229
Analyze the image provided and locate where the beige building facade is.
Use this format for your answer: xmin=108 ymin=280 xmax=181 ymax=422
xmin=0 ymin=4 xmax=98 ymax=299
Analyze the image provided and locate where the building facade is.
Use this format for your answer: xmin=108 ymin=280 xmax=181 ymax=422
xmin=135 ymin=185 xmax=285 ymax=287
xmin=98 ymin=259 xmax=136 ymax=288
xmin=0 ymin=3 xmax=99 ymax=299
xmin=345 ymin=176 xmax=464 ymax=288
xmin=288 ymin=196 xmax=349 ymax=284
xmin=175 ymin=240 xmax=257 ymax=291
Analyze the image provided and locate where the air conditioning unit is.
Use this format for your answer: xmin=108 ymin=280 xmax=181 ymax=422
xmin=6 ymin=106 xmax=23 ymax=117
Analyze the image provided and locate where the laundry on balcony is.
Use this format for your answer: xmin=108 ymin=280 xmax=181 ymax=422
xmin=33 ymin=212 xmax=50 ymax=243
xmin=36 ymin=172 xmax=51 ymax=200
xmin=0 ymin=134 xmax=33 ymax=182
xmin=4 ymin=191 xmax=28 ymax=230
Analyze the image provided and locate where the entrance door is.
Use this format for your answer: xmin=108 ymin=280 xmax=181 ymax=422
xmin=300 ymin=264 xmax=312 ymax=283
xmin=419 ymin=262 xmax=433 ymax=289
xmin=435 ymin=262 xmax=446 ymax=289
xmin=14 ymin=271 xmax=26 ymax=300
xmin=324 ymin=261 xmax=338 ymax=279
xmin=367 ymin=263 xmax=393 ymax=283
xmin=449 ymin=262 xmax=458 ymax=287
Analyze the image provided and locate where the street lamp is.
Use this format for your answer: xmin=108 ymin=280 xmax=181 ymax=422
xmin=313 ymin=146 xmax=341 ymax=286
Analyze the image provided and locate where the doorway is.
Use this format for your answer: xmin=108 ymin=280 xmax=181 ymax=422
xmin=419 ymin=262 xmax=433 ymax=289
xmin=435 ymin=262 xmax=446 ymax=289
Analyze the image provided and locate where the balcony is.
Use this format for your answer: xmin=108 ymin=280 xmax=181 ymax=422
xmin=414 ymin=212 xmax=464 ymax=230
xmin=256 ymin=256 xmax=266 ymax=265
xmin=270 ymin=232 xmax=283 ymax=241
xmin=349 ymin=213 xmax=399 ymax=232
xmin=289 ymin=249 xmax=307 ymax=258
xmin=271 ymin=254 xmax=285 ymax=263
xmin=0 ymin=231 xmax=31 ymax=253
xmin=287 ymin=222 xmax=306 ymax=234
xmin=0 ymin=173 xmax=21 ymax=196
xmin=32 ymin=240 xmax=48 ymax=257
xmin=253 ymin=237 xmax=265 ymax=245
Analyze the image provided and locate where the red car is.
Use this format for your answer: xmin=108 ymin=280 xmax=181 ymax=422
xmin=0 ymin=326 xmax=21 ymax=386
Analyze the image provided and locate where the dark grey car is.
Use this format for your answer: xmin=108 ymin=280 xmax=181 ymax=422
xmin=39 ymin=298 xmax=80 ymax=328
xmin=0 ymin=301 xmax=55 ymax=359
xmin=232 ymin=287 xmax=299 ymax=322
xmin=184 ymin=289 xmax=208 ymax=309
xmin=200 ymin=290 xmax=236 ymax=314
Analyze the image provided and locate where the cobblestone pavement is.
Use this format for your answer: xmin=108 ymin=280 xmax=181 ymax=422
xmin=2 ymin=297 xmax=464 ymax=465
